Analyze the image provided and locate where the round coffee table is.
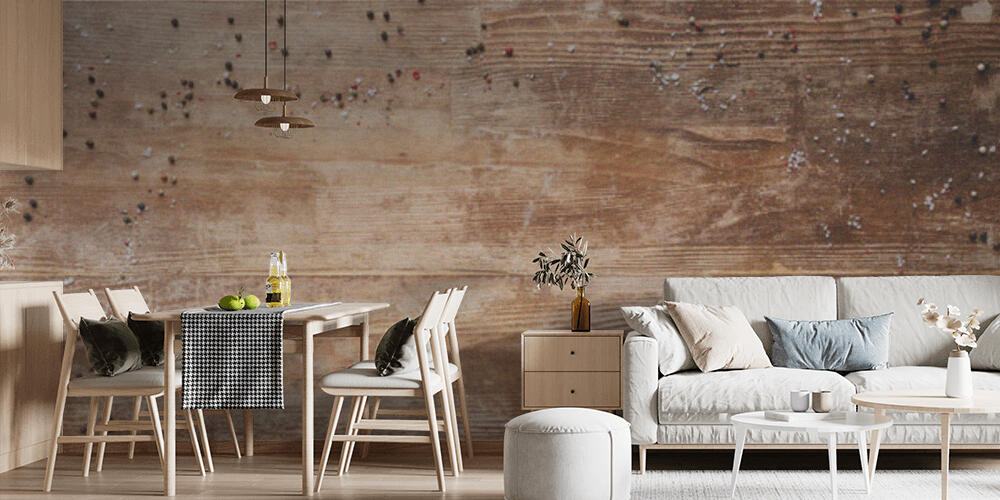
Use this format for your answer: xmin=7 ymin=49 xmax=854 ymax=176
xmin=729 ymin=411 xmax=892 ymax=499
xmin=852 ymin=389 xmax=1000 ymax=500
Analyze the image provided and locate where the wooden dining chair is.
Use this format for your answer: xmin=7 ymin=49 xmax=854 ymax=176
xmin=104 ymin=287 xmax=243 ymax=471
xmin=361 ymin=286 xmax=473 ymax=463
xmin=44 ymin=290 xmax=203 ymax=492
xmin=314 ymin=290 xmax=458 ymax=492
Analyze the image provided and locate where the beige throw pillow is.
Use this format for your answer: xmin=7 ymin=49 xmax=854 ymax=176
xmin=664 ymin=301 xmax=772 ymax=372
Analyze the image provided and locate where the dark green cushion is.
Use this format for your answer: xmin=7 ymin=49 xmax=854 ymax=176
xmin=374 ymin=317 xmax=420 ymax=376
xmin=128 ymin=312 xmax=165 ymax=366
xmin=78 ymin=317 xmax=144 ymax=376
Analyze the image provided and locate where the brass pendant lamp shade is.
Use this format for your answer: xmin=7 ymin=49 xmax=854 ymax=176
xmin=255 ymin=103 xmax=315 ymax=130
xmin=233 ymin=0 xmax=298 ymax=104
xmin=252 ymin=0 xmax=314 ymax=130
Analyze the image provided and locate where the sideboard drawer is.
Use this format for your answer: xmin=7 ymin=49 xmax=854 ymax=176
xmin=523 ymin=336 xmax=620 ymax=372
xmin=523 ymin=371 xmax=620 ymax=408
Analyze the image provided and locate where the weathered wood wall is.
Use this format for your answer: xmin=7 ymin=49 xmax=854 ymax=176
xmin=1 ymin=0 xmax=999 ymax=442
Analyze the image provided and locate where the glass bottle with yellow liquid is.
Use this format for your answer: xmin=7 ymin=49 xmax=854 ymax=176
xmin=265 ymin=252 xmax=283 ymax=307
xmin=279 ymin=250 xmax=291 ymax=306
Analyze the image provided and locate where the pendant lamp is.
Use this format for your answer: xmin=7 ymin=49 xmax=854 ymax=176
xmin=254 ymin=0 xmax=314 ymax=130
xmin=233 ymin=0 xmax=297 ymax=104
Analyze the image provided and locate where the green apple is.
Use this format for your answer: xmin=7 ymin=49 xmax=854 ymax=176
xmin=218 ymin=295 xmax=245 ymax=311
xmin=243 ymin=294 xmax=261 ymax=310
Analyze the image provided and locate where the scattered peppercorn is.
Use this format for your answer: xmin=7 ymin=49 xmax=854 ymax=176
xmin=921 ymin=28 xmax=932 ymax=39
xmin=894 ymin=3 xmax=904 ymax=14
xmin=23 ymin=213 xmax=32 ymax=222
xmin=160 ymin=90 xmax=167 ymax=99
xmin=325 ymin=49 xmax=332 ymax=58
xmin=380 ymin=31 xmax=388 ymax=42
xmin=981 ymin=232 xmax=989 ymax=243
xmin=366 ymin=10 xmax=375 ymax=20
xmin=758 ymin=51 xmax=765 ymax=59
xmin=137 ymin=202 xmax=146 ymax=212
xmin=28 ymin=199 xmax=38 ymax=209
xmin=481 ymin=23 xmax=487 ymax=30
xmin=970 ymin=232 xmax=979 ymax=243
xmin=994 ymin=243 xmax=1000 ymax=252
xmin=170 ymin=18 xmax=179 ymax=28
xmin=617 ymin=18 xmax=630 ymax=27
xmin=225 ymin=61 xmax=233 ymax=71
xmin=85 ymin=139 xmax=94 ymax=149
xmin=88 ymin=110 xmax=97 ymax=119
xmin=227 ymin=17 xmax=234 ymax=25
xmin=383 ymin=11 xmax=390 ymax=21
xmin=513 ymin=79 xmax=519 ymax=88
xmin=24 ymin=176 xmax=33 ymax=186
xmin=123 ymin=217 xmax=132 ymax=225
xmin=88 ymin=75 xmax=96 ymax=84
xmin=161 ymin=101 xmax=168 ymax=110
xmin=387 ymin=73 xmax=395 ymax=84
xmin=235 ymin=33 xmax=242 ymax=42
xmin=929 ymin=59 xmax=937 ymax=69
xmin=277 ymin=15 xmax=283 ymax=27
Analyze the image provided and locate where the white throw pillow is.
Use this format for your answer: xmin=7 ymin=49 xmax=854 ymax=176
xmin=664 ymin=301 xmax=772 ymax=373
xmin=621 ymin=303 xmax=696 ymax=375
xmin=972 ymin=316 xmax=1000 ymax=370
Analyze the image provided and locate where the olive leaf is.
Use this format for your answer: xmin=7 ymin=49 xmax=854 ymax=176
xmin=530 ymin=233 xmax=594 ymax=290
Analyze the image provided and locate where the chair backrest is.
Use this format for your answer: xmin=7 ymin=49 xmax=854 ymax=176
xmin=53 ymin=289 xmax=106 ymax=332
xmin=104 ymin=286 xmax=150 ymax=321
xmin=439 ymin=286 xmax=467 ymax=371
xmin=411 ymin=291 xmax=451 ymax=389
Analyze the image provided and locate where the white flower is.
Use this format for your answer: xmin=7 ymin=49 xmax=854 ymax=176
xmin=955 ymin=333 xmax=978 ymax=348
xmin=946 ymin=304 xmax=961 ymax=317
xmin=921 ymin=309 xmax=940 ymax=326
xmin=936 ymin=314 xmax=962 ymax=333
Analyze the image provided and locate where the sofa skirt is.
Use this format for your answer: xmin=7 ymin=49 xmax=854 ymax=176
xmin=656 ymin=421 xmax=1000 ymax=446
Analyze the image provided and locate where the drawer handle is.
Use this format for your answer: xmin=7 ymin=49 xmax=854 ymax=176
xmin=570 ymin=350 xmax=575 ymax=355
xmin=570 ymin=389 xmax=575 ymax=394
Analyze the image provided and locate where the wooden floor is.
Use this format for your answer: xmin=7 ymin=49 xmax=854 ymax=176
xmin=2 ymin=443 xmax=1000 ymax=499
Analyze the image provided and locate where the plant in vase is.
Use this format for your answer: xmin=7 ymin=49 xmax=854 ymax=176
xmin=0 ymin=198 xmax=20 ymax=270
xmin=531 ymin=234 xmax=594 ymax=332
xmin=918 ymin=298 xmax=984 ymax=398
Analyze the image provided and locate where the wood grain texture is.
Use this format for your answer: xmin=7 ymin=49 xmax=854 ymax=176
xmin=0 ymin=1 xmax=999 ymax=440
xmin=0 ymin=0 xmax=62 ymax=171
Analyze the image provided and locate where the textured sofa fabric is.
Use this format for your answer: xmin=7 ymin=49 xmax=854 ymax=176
xmin=624 ymin=275 xmax=1000 ymax=447
xmin=504 ymin=408 xmax=630 ymax=500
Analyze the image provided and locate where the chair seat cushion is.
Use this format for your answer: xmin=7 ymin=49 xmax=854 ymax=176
xmin=319 ymin=360 xmax=457 ymax=390
xmin=657 ymin=367 xmax=855 ymax=424
xmin=69 ymin=366 xmax=182 ymax=391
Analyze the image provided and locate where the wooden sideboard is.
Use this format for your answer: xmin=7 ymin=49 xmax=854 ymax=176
xmin=521 ymin=330 xmax=623 ymax=410
xmin=0 ymin=281 xmax=64 ymax=472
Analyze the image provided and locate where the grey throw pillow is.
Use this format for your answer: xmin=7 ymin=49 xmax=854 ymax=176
xmin=128 ymin=312 xmax=165 ymax=366
xmin=766 ymin=314 xmax=892 ymax=372
xmin=78 ymin=317 xmax=144 ymax=376
xmin=374 ymin=317 xmax=423 ymax=376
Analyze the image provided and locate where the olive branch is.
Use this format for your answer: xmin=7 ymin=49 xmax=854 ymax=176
xmin=531 ymin=234 xmax=594 ymax=290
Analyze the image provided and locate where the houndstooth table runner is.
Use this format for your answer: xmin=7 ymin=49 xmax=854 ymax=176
xmin=180 ymin=303 xmax=334 ymax=409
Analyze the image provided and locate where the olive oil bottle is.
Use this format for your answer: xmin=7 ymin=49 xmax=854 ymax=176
xmin=265 ymin=252 xmax=283 ymax=307
xmin=279 ymin=250 xmax=291 ymax=306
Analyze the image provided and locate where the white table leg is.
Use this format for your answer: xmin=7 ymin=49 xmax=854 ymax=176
xmin=302 ymin=320 xmax=318 ymax=496
xmin=730 ymin=424 xmax=747 ymax=498
xmin=856 ymin=431 xmax=870 ymax=494
xmin=827 ymin=433 xmax=838 ymax=500
xmin=164 ymin=321 xmax=177 ymax=496
xmin=941 ymin=413 xmax=951 ymax=500
xmin=869 ymin=408 xmax=884 ymax=484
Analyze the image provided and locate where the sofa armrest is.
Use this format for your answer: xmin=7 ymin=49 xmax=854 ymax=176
xmin=623 ymin=331 xmax=658 ymax=445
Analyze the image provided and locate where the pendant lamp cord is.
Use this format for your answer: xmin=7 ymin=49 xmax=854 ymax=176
xmin=264 ymin=0 xmax=268 ymax=81
xmin=282 ymin=0 xmax=287 ymax=90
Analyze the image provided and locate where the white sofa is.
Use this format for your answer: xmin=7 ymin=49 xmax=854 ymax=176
xmin=624 ymin=275 xmax=1000 ymax=458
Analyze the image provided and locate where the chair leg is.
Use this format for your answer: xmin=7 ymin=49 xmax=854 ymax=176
xmin=438 ymin=391 xmax=461 ymax=477
xmin=185 ymin=410 xmax=206 ymax=476
xmin=337 ymin=397 xmax=363 ymax=476
xmin=455 ymin=377 xmax=474 ymax=458
xmin=423 ymin=389 xmax=446 ymax=492
xmin=42 ymin=382 xmax=70 ymax=491
xmin=315 ymin=396 xmax=345 ymax=493
xmin=359 ymin=397 xmax=381 ymax=460
xmin=343 ymin=396 xmax=368 ymax=474
xmin=146 ymin=396 xmax=166 ymax=469
xmin=444 ymin=382 xmax=463 ymax=473
xmin=223 ymin=410 xmax=242 ymax=458
xmin=81 ymin=397 xmax=99 ymax=477
xmin=95 ymin=396 xmax=114 ymax=472
xmin=127 ymin=396 xmax=141 ymax=459
xmin=196 ymin=410 xmax=214 ymax=473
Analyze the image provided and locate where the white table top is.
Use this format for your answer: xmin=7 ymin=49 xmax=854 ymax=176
xmin=731 ymin=411 xmax=893 ymax=433
xmin=852 ymin=389 xmax=1000 ymax=414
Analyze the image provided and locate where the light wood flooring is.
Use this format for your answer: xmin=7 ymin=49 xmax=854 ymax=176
xmin=2 ymin=442 xmax=1000 ymax=499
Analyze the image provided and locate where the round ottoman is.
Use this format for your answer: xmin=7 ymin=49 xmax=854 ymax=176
xmin=504 ymin=408 xmax=631 ymax=500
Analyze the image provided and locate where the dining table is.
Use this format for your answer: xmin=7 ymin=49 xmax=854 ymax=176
xmin=132 ymin=302 xmax=390 ymax=496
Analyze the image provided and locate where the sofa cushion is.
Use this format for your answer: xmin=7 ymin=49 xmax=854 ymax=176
xmin=657 ymin=367 xmax=855 ymax=424
xmin=766 ymin=314 xmax=892 ymax=371
xmin=971 ymin=316 xmax=1000 ymax=371
xmin=665 ymin=301 xmax=771 ymax=372
xmin=621 ymin=303 xmax=696 ymax=375
xmin=846 ymin=365 xmax=1000 ymax=393
xmin=664 ymin=276 xmax=836 ymax=353
xmin=837 ymin=276 xmax=1000 ymax=367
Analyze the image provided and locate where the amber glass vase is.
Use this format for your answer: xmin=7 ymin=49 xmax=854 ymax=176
xmin=571 ymin=287 xmax=591 ymax=332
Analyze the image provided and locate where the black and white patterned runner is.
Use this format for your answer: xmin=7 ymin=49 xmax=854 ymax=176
xmin=180 ymin=303 xmax=332 ymax=409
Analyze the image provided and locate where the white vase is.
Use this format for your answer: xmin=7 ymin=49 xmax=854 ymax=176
xmin=946 ymin=349 xmax=973 ymax=399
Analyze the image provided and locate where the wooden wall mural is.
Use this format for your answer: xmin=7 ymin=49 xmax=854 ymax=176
xmin=1 ymin=0 xmax=999 ymax=442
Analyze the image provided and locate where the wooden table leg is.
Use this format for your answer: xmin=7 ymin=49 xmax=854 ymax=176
xmin=302 ymin=320 xmax=317 ymax=495
xmin=869 ymin=408 xmax=884 ymax=484
xmin=730 ymin=425 xmax=747 ymax=498
xmin=827 ymin=433 xmax=838 ymax=500
xmin=941 ymin=413 xmax=951 ymax=500
xmin=856 ymin=431 xmax=870 ymax=494
xmin=164 ymin=321 xmax=177 ymax=496
xmin=244 ymin=410 xmax=254 ymax=457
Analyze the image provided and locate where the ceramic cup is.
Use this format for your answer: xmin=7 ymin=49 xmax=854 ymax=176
xmin=790 ymin=390 xmax=811 ymax=412
xmin=812 ymin=390 xmax=833 ymax=413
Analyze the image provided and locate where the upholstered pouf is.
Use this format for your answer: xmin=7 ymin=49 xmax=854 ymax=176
xmin=504 ymin=408 xmax=631 ymax=500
